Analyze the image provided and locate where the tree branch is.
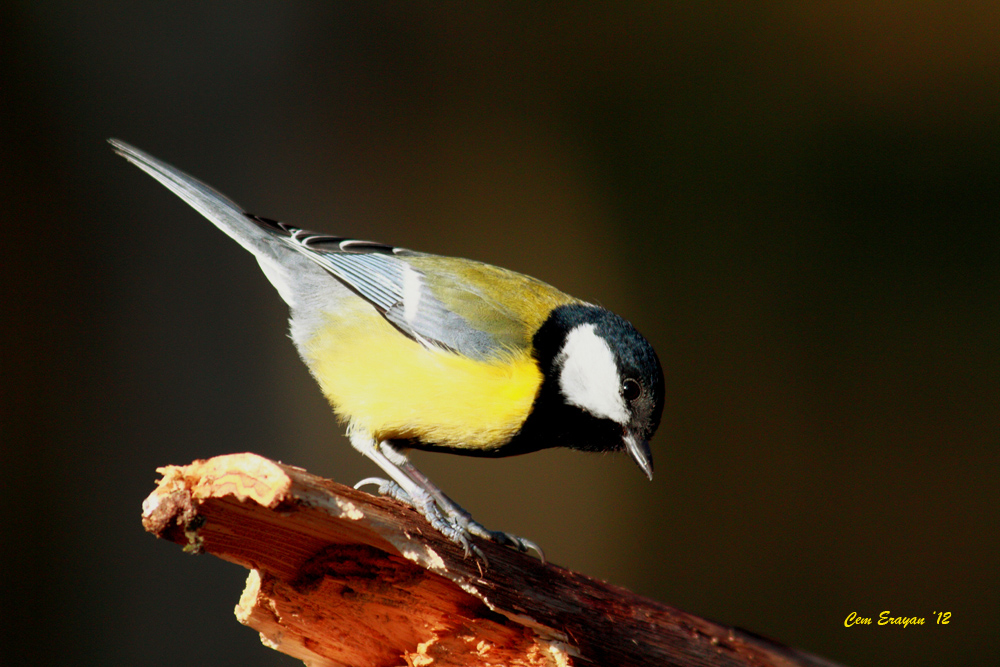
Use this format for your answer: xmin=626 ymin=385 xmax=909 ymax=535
xmin=141 ymin=453 xmax=844 ymax=667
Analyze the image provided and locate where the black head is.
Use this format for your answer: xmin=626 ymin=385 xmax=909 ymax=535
xmin=529 ymin=304 xmax=664 ymax=478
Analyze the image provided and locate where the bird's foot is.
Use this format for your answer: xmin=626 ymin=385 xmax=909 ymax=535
xmin=354 ymin=477 xmax=543 ymax=562
xmin=356 ymin=477 xmax=478 ymax=556
xmin=451 ymin=511 xmax=545 ymax=562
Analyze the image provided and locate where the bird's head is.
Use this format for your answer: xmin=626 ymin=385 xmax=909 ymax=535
xmin=533 ymin=304 xmax=664 ymax=478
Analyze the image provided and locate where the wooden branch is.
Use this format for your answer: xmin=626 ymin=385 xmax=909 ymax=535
xmin=141 ymin=453 xmax=844 ymax=667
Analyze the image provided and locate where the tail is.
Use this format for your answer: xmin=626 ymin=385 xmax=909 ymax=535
xmin=109 ymin=139 xmax=320 ymax=308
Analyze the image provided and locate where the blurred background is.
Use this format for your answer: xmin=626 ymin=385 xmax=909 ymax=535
xmin=2 ymin=3 xmax=997 ymax=666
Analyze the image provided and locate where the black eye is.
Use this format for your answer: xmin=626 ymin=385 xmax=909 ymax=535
xmin=622 ymin=378 xmax=642 ymax=402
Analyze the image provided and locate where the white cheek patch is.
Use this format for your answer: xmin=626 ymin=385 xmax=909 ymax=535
xmin=556 ymin=323 xmax=629 ymax=424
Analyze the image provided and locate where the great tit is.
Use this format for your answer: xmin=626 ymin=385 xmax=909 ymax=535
xmin=111 ymin=139 xmax=664 ymax=558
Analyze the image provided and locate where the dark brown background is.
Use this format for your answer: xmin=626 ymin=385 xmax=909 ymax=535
xmin=3 ymin=3 xmax=997 ymax=666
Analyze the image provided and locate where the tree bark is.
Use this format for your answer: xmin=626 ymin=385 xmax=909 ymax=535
xmin=141 ymin=453 xmax=844 ymax=667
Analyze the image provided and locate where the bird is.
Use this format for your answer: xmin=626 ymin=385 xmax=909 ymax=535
xmin=110 ymin=139 xmax=664 ymax=559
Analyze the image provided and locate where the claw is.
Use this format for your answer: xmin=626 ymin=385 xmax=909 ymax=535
xmin=507 ymin=535 xmax=545 ymax=563
xmin=471 ymin=544 xmax=488 ymax=566
xmin=354 ymin=476 xmax=389 ymax=491
xmin=354 ymin=477 xmax=410 ymax=503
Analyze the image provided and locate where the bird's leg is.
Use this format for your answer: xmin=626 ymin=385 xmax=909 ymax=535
xmin=389 ymin=452 xmax=544 ymax=560
xmin=348 ymin=429 xmax=543 ymax=561
xmin=349 ymin=429 xmax=475 ymax=555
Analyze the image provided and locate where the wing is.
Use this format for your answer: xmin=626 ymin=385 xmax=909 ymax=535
xmin=255 ymin=218 xmax=578 ymax=360
xmin=110 ymin=139 xmax=575 ymax=360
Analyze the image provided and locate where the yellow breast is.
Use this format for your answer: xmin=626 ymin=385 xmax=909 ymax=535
xmin=300 ymin=301 xmax=543 ymax=449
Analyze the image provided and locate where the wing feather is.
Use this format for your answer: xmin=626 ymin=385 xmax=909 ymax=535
xmin=109 ymin=139 xmax=569 ymax=361
xmin=266 ymin=221 xmax=529 ymax=359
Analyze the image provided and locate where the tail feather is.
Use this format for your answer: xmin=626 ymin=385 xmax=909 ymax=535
xmin=109 ymin=139 xmax=280 ymax=258
xmin=109 ymin=139 xmax=324 ymax=308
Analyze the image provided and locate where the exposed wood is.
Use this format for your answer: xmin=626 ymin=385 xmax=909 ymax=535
xmin=142 ymin=453 xmax=844 ymax=667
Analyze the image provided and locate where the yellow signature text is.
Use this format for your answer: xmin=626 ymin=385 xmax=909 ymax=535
xmin=844 ymin=612 xmax=871 ymax=627
xmin=845 ymin=611 xmax=934 ymax=628
xmin=879 ymin=611 xmax=925 ymax=627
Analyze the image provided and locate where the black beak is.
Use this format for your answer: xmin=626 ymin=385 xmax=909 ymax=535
xmin=623 ymin=432 xmax=653 ymax=480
